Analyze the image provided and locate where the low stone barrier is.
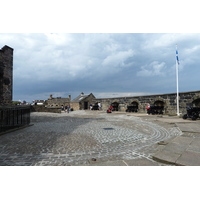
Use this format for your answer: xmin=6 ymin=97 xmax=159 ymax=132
xmin=31 ymin=105 xmax=61 ymax=113
xmin=0 ymin=106 xmax=31 ymax=133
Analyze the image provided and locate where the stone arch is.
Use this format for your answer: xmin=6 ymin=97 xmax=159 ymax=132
xmin=126 ymin=100 xmax=139 ymax=112
xmin=129 ymin=98 xmax=140 ymax=105
xmin=192 ymin=98 xmax=200 ymax=107
xmin=192 ymin=95 xmax=200 ymax=107
xmin=111 ymin=101 xmax=119 ymax=111
xmin=131 ymin=101 xmax=139 ymax=107
xmin=192 ymin=94 xmax=200 ymax=101
xmin=154 ymin=100 xmax=165 ymax=106
xmin=152 ymin=99 xmax=165 ymax=114
xmin=151 ymin=97 xmax=165 ymax=106
xmin=132 ymin=100 xmax=140 ymax=109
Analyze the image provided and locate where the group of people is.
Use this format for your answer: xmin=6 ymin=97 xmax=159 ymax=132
xmin=61 ymin=105 xmax=71 ymax=113
xmin=89 ymin=102 xmax=102 ymax=110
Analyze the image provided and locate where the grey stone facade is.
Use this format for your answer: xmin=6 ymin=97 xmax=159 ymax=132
xmin=71 ymin=92 xmax=95 ymax=110
xmin=95 ymin=90 xmax=200 ymax=115
xmin=0 ymin=45 xmax=13 ymax=105
xmin=45 ymin=94 xmax=71 ymax=107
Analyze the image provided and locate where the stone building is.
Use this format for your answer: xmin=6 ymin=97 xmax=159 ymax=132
xmin=71 ymin=92 xmax=95 ymax=110
xmin=0 ymin=45 xmax=13 ymax=105
xmin=45 ymin=94 xmax=71 ymax=107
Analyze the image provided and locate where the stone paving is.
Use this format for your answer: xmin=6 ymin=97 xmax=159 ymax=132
xmin=0 ymin=110 xmax=183 ymax=166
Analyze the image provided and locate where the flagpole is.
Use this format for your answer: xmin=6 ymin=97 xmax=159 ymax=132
xmin=176 ymin=44 xmax=180 ymax=116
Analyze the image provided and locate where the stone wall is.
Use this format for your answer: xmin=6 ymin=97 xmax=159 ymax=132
xmin=31 ymin=105 xmax=61 ymax=113
xmin=0 ymin=106 xmax=31 ymax=133
xmin=70 ymin=93 xmax=96 ymax=111
xmin=95 ymin=90 xmax=200 ymax=115
xmin=0 ymin=45 xmax=13 ymax=105
xmin=70 ymin=102 xmax=80 ymax=111
xmin=79 ymin=94 xmax=95 ymax=110
xmin=45 ymin=94 xmax=71 ymax=107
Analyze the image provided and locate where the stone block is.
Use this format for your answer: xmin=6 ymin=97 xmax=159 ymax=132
xmin=176 ymin=151 xmax=200 ymax=166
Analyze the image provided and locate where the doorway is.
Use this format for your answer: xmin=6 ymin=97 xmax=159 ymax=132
xmin=84 ymin=102 xmax=88 ymax=110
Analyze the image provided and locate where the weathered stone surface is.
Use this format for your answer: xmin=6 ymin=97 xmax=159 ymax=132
xmin=176 ymin=151 xmax=200 ymax=166
xmin=95 ymin=90 xmax=200 ymax=115
xmin=0 ymin=45 xmax=13 ymax=105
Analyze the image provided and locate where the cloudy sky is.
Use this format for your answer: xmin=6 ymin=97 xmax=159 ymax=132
xmin=1 ymin=1 xmax=200 ymax=102
xmin=1 ymin=0 xmax=200 ymax=197
xmin=1 ymin=33 xmax=200 ymax=102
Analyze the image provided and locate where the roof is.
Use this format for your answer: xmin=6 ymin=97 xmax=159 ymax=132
xmin=71 ymin=93 xmax=95 ymax=103
xmin=0 ymin=45 xmax=14 ymax=52
xmin=71 ymin=93 xmax=88 ymax=103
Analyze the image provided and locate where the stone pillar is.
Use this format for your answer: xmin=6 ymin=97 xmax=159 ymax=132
xmin=0 ymin=45 xmax=14 ymax=105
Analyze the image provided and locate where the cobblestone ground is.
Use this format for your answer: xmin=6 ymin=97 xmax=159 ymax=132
xmin=0 ymin=110 xmax=183 ymax=166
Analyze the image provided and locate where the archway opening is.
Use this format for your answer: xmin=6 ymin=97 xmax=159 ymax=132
xmin=192 ymin=98 xmax=200 ymax=107
xmin=147 ymin=100 xmax=165 ymax=115
xmin=111 ymin=102 xmax=119 ymax=111
xmin=154 ymin=100 xmax=164 ymax=107
xmin=126 ymin=101 xmax=138 ymax=112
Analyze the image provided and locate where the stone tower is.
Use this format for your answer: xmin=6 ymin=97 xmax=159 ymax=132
xmin=0 ymin=45 xmax=14 ymax=105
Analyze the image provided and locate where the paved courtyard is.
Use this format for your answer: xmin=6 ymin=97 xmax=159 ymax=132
xmin=0 ymin=110 xmax=183 ymax=166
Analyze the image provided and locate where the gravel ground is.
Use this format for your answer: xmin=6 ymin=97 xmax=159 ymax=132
xmin=0 ymin=110 xmax=183 ymax=166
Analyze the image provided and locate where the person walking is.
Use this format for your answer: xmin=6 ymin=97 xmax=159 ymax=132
xmin=67 ymin=105 xmax=70 ymax=113
xmin=98 ymin=102 xmax=101 ymax=110
xmin=146 ymin=103 xmax=150 ymax=115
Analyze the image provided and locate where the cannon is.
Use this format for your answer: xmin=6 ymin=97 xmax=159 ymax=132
xmin=182 ymin=107 xmax=200 ymax=120
xmin=111 ymin=103 xmax=118 ymax=111
xmin=92 ymin=104 xmax=99 ymax=110
xmin=147 ymin=106 xmax=164 ymax=115
xmin=126 ymin=105 xmax=138 ymax=112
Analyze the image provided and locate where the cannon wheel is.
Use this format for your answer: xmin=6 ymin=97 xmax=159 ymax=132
xmin=192 ymin=115 xmax=197 ymax=120
xmin=182 ymin=114 xmax=187 ymax=119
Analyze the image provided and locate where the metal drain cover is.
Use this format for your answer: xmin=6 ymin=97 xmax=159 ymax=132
xmin=103 ymin=128 xmax=114 ymax=130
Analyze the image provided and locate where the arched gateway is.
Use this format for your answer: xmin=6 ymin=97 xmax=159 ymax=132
xmin=126 ymin=101 xmax=139 ymax=112
xmin=192 ymin=98 xmax=200 ymax=107
xmin=111 ymin=102 xmax=119 ymax=111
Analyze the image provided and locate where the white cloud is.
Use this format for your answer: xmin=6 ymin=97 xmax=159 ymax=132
xmin=137 ymin=61 xmax=167 ymax=77
xmin=105 ymin=43 xmax=120 ymax=52
xmin=143 ymin=33 xmax=200 ymax=50
xmin=44 ymin=33 xmax=72 ymax=46
xmin=102 ymin=49 xmax=134 ymax=67
xmin=143 ymin=34 xmax=178 ymax=49
xmin=95 ymin=92 xmax=156 ymax=98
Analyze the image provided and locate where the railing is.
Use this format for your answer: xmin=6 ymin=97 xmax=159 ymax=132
xmin=0 ymin=106 xmax=31 ymax=133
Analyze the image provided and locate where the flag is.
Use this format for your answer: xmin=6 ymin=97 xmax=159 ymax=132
xmin=176 ymin=49 xmax=179 ymax=65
